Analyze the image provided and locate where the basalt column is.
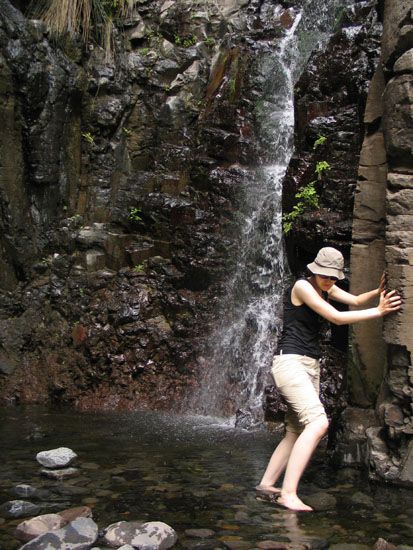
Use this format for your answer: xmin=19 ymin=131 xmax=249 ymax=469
xmin=345 ymin=0 xmax=413 ymax=485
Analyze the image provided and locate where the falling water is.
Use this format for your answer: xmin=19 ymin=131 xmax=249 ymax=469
xmin=188 ymin=1 xmax=352 ymax=424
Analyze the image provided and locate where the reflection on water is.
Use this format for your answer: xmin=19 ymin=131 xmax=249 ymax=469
xmin=0 ymin=407 xmax=412 ymax=549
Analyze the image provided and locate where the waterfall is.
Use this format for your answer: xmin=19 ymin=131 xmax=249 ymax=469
xmin=188 ymin=1 xmax=352 ymax=425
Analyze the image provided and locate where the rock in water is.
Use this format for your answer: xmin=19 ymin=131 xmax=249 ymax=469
xmin=58 ymin=506 xmax=93 ymax=523
xmin=12 ymin=484 xmax=38 ymax=498
xmin=0 ymin=500 xmax=40 ymax=518
xmin=36 ymin=447 xmax=78 ymax=468
xmin=15 ymin=513 xmax=65 ymax=542
xmin=40 ymin=467 xmax=80 ymax=480
xmin=20 ymin=517 xmax=98 ymax=549
xmin=305 ymin=491 xmax=337 ymax=511
xmin=103 ymin=520 xmax=178 ymax=549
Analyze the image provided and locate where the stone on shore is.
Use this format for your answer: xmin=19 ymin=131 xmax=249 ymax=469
xmin=20 ymin=517 xmax=98 ymax=549
xmin=103 ymin=520 xmax=177 ymax=549
xmin=36 ymin=447 xmax=78 ymax=468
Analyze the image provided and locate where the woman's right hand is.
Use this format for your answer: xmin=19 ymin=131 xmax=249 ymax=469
xmin=378 ymin=289 xmax=402 ymax=316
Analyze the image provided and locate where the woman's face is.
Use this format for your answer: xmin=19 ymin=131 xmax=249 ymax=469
xmin=314 ymin=274 xmax=337 ymax=292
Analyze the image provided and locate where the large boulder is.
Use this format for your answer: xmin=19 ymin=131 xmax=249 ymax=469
xmin=20 ymin=517 xmax=99 ymax=549
xmin=103 ymin=520 xmax=178 ymax=549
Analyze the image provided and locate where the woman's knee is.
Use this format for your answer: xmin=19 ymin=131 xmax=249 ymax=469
xmin=307 ymin=415 xmax=329 ymax=436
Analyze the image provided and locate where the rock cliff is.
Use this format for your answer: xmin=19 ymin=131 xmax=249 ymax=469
xmin=282 ymin=0 xmax=412 ymax=485
xmin=342 ymin=0 xmax=413 ymax=486
xmin=0 ymin=0 xmax=309 ymax=409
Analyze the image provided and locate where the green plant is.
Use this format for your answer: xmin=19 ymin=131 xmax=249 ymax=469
xmin=146 ymin=28 xmax=163 ymax=43
xmin=174 ymin=33 xmax=197 ymax=48
xmin=204 ymin=36 xmax=215 ymax=47
xmin=132 ymin=263 xmax=145 ymax=273
xmin=315 ymin=160 xmax=331 ymax=178
xmin=139 ymin=47 xmax=150 ymax=56
xmin=282 ymin=181 xmax=320 ymax=235
xmin=128 ymin=207 xmax=143 ymax=223
xmin=282 ymin=152 xmax=333 ymax=234
xmin=313 ymin=135 xmax=327 ymax=149
xmin=295 ymin=181 xmax=320 ymax=209
xmin=82 ymin=131 xmax=94 ymax=144
xmin=122 ymin=127 xmax=132 ymax=136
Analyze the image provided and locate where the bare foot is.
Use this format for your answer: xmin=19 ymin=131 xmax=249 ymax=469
xmin=276 ymin=494 xmax=313 ymax=512
xmin=255 ymin=485 xmax=281 ymax=495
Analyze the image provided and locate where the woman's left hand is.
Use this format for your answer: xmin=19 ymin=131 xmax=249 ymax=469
xmin=377 ymin=289 xmax=402 ymax=316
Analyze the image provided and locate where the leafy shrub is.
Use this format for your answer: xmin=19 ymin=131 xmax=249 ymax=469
xmin=128 ymin=207 xmax=143 ymax=223
xmin=313 ymin=135 xmax=327 ymax=149
xmin=315 ymin=160 xmax=331 ymax=178
xmin=282 ymin=181 xmax=319 ymax=235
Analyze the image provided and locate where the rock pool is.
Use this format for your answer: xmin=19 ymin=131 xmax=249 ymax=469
xmin=0 ymin=407 xmax=411 ymax=549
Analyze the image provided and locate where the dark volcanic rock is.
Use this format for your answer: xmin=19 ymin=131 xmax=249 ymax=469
xmin=0 ymin=0 xmax=291 ymax=410
xmin=283 ymin=5 xmax=382 ymax=263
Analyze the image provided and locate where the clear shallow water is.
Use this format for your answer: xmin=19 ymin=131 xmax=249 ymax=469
xmin=0 ymin=407 xmax=412 ymax=549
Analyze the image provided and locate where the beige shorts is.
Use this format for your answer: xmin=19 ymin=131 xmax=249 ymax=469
xmin=271 ymin=353 xmax=327 ymax=433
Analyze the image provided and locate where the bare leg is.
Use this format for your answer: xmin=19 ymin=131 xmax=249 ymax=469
xmin=277 ymin=416 xmax=329 ymax=512
xmin=257 ymin=431 xmax=299 ymax=493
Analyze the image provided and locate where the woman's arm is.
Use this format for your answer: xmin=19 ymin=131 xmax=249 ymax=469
xmin=294 ymin=279 xmax=401 ymax=326
xmin=328 ymin=272 xmax=386 ymax=307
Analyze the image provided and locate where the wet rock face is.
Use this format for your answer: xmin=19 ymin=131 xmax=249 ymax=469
xmin=0 ymin=0 xmax=294 ymax=408
xmin=332 ymin=0 xmax=413 ymax=487
xmin=0 ymin=0 xmax=84 ymax=289
xmin=282 ymin=2 xmax=382 ymax=264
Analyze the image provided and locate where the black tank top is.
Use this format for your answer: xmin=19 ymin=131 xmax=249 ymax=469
xmin=278 ymin=279 xmax=328 ymax=359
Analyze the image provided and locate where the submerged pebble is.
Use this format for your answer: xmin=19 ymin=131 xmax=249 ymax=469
xmin=41 ymin=467 xmax=80 ymax=480
xmin=329 ymin=545 xmax=370 ymax=550
xmin=11 ymin=484 xmax=38 ymax=498
xmin=350 ymin=492 xmax=374 ymax=508
xmin=305 ymin=491 xmax=337 ymax=511
xmin=221 ymin=543 xmax=252 ymax=550
xmin=185 ymin=528 xmax=216 ymax=538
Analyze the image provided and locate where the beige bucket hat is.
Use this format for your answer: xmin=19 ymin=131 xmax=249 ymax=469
xmin=307 ymin=247 xmax=345 ymax=280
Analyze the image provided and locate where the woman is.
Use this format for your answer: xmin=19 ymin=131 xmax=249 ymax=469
xmin=257 ymin=247 xmax=402 ymax=512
